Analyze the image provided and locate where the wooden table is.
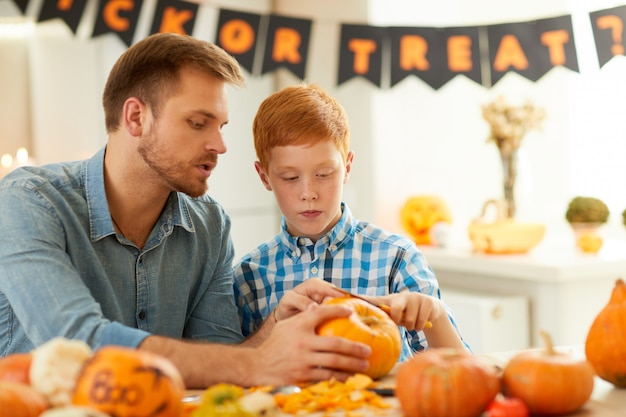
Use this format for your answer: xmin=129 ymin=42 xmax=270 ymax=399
xmin=185 ymin=347 xmax=626 ymax=416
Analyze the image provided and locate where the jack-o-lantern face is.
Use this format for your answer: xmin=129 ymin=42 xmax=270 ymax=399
xmin=72 ymin=346 xmax=185 ymax=417
xmin=400 ymin=196 xmax=451 ymax=245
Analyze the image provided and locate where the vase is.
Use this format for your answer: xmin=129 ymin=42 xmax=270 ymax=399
xmin=500 ymin=152 xmax=518 ymax=219
xmin=570 ymin=222 xmax=604 ymax=253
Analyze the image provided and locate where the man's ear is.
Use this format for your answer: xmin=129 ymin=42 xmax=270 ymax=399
xmin=344 ymin=150 xmax=355 ymax=183
xmin=122 ymin=97 xmax=145 ymax=137
xmin=254 ymin=161 xmax=273 ymax=191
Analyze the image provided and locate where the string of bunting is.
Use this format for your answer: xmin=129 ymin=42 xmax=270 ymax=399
xmin=7 ymin=0 xmax=626 ymax=89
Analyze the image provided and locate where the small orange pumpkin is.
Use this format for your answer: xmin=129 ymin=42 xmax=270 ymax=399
xmin=0 ymin=353 xmax=32 ymax=385
xmin=400 ymin=195 xmax=452 ymax=245
xmin=504 ymin=330 xmax=594 ymax=415
xmin=395 ymin=348 xmax=500 ymax=417
xmin=586 ymin=278 xmax=626 ymax=387
xmin=316 ymin=296 xmax=401 ymax=379
xmin=0 ymin=381 xmax=50 ymax=417
xmin=72 ymin=346 xmax=185 ymax=417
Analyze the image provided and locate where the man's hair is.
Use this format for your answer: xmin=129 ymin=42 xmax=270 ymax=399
xmin=253 ymin=83 xmax=350 ymax=171
xmin=103 ymin=32 xmax=245 ymax=133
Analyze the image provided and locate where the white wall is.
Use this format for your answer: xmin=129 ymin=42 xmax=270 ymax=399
xmin=3 ymin=0 xmax=626 ymax=258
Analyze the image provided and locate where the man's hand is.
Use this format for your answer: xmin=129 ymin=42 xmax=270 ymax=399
xmin=252 ymin=303 xmax=371 ymax=385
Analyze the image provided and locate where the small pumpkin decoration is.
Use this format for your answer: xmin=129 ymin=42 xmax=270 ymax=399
xmin=585 ymin=278 xmax=626 ymax=387
xmin=504 ymin=330 xmax=594 ymax=415
xmin=0 ymin=353 xmax=32 ymax=384
xmin=400 ymin=195 xmax=452 ymax=245
xmin=0 ymin=381 xmax=50 ymax=417
xmin=191 ymin=383 xmax=250 ymax=417
xmin=395 ymin=348 xmax=500 ymax=417
xmin=72 ymin=346 xmax=185 ymax=417
xmin=316 ymin=296 xmax=401 ymax=379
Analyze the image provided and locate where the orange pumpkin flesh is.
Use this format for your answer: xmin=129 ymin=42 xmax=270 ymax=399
xmin=0 ymin=381 xmax=50 ymax=417
xmin=395 ymin=348 xmax=500 ymax=417
xmin=316 ymin=296 xmax=401 ymax=379
xmin=0 ymin=353 xmax=32 ymax=385
xmin=504 ymin=330 xmax=594 ymax=415
xmin=72 ymin=346 xmax=185 ymax=417
xmin=586 ymin=278 xmax=626 ymax=387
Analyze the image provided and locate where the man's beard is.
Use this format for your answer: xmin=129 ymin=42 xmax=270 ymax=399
xmin=137 ymin=128 xmax=211 ymax=198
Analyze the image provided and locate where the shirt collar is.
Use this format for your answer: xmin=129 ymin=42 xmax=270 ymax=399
xmin=279 ymin=202 xmax=356 ymax=258
xmin=86 ymin=146 xmax=194 ymax=241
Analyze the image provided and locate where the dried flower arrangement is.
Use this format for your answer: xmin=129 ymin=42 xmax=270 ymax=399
xmin=482 ymin=96 xmax=546 ymax=218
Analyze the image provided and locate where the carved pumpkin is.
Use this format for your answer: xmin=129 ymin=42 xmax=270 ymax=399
xmin=504 ymin=330 xmax=594 ymax=415
xmin=586 ymin=278 xmax=626 ymax=387
xmin=0 ymin=381 xmax=50 ymax=417
xmin=400 ymin=195 xmax=451 ymax=245
xmin=395 ymin=348 xmax=500 ymax=417
xmin=0 ymin=353 xmax=32 ymax=384
xmin=72 ymin=346 xmax=185 ymax=417
xmin=316 ymin=296 xmax=401 ymax=379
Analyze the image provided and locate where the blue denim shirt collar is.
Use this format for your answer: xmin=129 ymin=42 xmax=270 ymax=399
xmin=86 ymin=147 xmax=195 ymax=243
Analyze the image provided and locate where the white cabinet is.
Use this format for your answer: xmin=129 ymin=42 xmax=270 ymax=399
xmin=444 ymin=289 xmax=529 ymax=354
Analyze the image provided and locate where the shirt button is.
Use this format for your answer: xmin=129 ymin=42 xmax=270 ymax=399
xmin=311 ymin=266 xmax=318 ymax=274
xmin=138 ymin=311 xmax=146 ymax=320
xmin=330 ymin=245 xmax=337 ymax=251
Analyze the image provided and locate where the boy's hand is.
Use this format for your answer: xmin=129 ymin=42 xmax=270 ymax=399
xmin=274 ymin=279 xmax=345 ymax=321
xmin=372 ymin=291 xmax=446 ymax=331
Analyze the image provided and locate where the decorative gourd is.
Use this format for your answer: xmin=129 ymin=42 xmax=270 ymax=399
xmin=0 ymin=353 xmax=32 ymax=384
xmin=0 ymin=381 xmax=50 ymax=417
xmin=395 ymin=348 xmax=500 ymax=417
xmin=504 ymin=330 xmax=594 ymax=415
xmin=72 ymin=346 xmax=185 ymax=417
xmin=400 ymin=195 xmax=451 ymax=245
xmin=585 ymin=278 xmax=626 ymax=387
xmin=316 ymin=296 xmax=401 ymax=379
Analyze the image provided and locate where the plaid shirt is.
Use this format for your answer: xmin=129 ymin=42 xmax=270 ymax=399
xmin=233 ymin=203 xmax=466 ymax=361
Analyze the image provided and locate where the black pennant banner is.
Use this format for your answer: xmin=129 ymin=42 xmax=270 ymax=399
xmin=261 ymin=14 xmax=311 ymax=80
xmin=11 ymin=0 xmax=29 ymax=14
xmin=338 ymin=24 xmax=386 ymax=87
xmin=149 ymin=0 xmax=198 ymax=36
xmin=487 ymin=15 xmax=578 ymax=86
xmin=37 ymin=0 xmax=88 ymax=34
xmin=92 ymin=0 xmax=144 ymax=47
xmin=389 ymin=26 xmax=482 ymax=89
xmin=215 ymin=8 xmax=261 ymax=74
xmin=589 ymin=5 xmax=626 ymax=68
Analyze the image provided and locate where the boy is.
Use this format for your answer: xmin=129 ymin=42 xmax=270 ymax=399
xmin=234 ymin=84 xmax=468 ymax=361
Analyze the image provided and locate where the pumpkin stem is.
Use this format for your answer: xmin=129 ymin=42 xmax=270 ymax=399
xmin=539 ymin=329 xmax=555 ymax=355
xmin=611 ymin=278 xmax=626 ymax=303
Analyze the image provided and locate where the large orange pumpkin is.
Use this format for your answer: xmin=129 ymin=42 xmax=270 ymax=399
xmin=0 ymin=381 xmax=50 ymax=417
xmin=586 ymin=278 xmax=626 ymax=387
xmin=316 ymin=296 xmax=401 ymax=379
xmin=0 ymin=353 xmax=32 ymax=384
xmin=395 ymin=348 xmax=500 ymax=417
xmin=504 ymin=330 xmax=594 ymax=415
xmin=72 ymin=346 xmax=185 ymax=417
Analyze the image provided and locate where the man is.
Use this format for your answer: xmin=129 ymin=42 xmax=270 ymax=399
xmin=0 ymin=33 xmax=370 ymax=388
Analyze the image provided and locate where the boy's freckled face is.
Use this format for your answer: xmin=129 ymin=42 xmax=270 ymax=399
xmin=263 ymin=141 xmax=352 ymax=242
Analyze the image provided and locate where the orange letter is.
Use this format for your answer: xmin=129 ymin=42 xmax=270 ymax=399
xmin=493 ymin=34 xmax=528 ymax=71
xmin=540 ymin=30 xmax=568 ymax=66
xmin=399 ymin=35 xmax=429 ymax=70
xmin=159 ymin=7 xmax=193 ymax=35
xmin=348 ymin=39 xmax=377 ymax=74
xmin=448 ymin=35 xmax=472 ymax=72
xmin=272 ymin=28 xmax=302 ymax=64
xmin=103 ymin=0 xmax=134 ymax=32
xmin=57 ymin=0 xmax=73 ymax=11
xmin=219 ymin=19 xmax=255 ymax=54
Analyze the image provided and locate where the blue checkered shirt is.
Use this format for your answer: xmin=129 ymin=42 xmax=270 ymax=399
xmin=234 ymin=203 xmax=466 ymax=362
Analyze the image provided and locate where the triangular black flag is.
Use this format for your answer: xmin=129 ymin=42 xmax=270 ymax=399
xmin=338 ymin=24 xmax=386 ymax=87
xmin=92 ymin=0 xmax=144 ymax=47
xmin=215 ymin=8 xmax=261 ymax=75
xmin=37 ymin=0 xmax=88 ymax=34
xmin=589 ymin=5 xmax=626 ymax=68
xmin=260 ymin=14 xmax=311 ymax=80
xmin=149 ymin=0 xmax=198 ymax=36
xmin=12 ymin=0 xmax=30 ymax=14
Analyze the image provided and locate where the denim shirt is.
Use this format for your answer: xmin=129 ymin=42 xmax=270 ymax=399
xmin=0 ymin=147 xmax=243 ymax=356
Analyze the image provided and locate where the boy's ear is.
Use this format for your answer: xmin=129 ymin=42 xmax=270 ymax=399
xmin=254 ymin=161 xmax=273 ymax=191
xmin=344 ymin=151 xmax=355 ymax=183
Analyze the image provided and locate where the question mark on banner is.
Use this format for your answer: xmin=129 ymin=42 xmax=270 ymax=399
xmin=57 ymin=0 xmax=73 ymax=11
xmin=597 ymin=15 xmax=625 ymax=56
